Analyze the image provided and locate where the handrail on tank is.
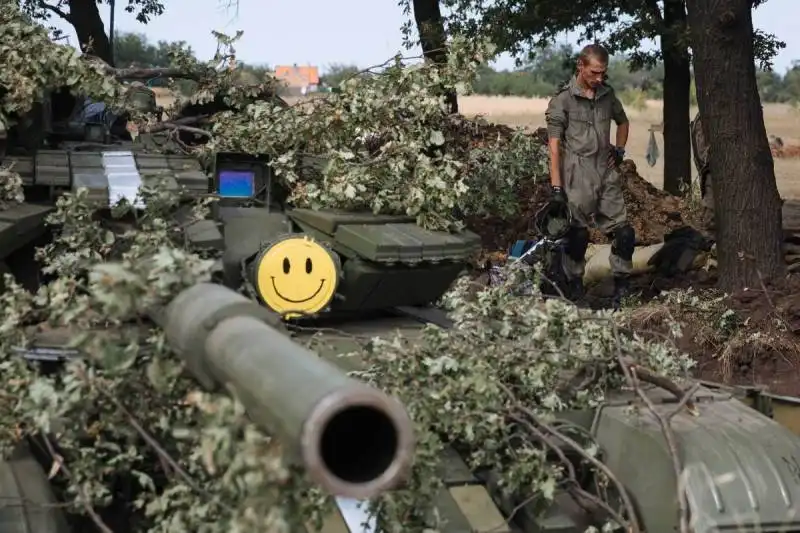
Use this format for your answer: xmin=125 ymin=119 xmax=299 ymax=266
xmin=151 ymin=282 xmax=415 ymax=500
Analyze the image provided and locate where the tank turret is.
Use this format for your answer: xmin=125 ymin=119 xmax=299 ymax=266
xmin=153 ymin=282 xmax=415 ymax=499
xmin=184 ymin=152 xmax=483 ymax=319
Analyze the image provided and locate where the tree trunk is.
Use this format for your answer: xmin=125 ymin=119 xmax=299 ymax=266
xmin=412 ymin=0 xmax=458 ymax=114
xmin=67 ymin=0 xmax=113 ymax=64
xmin=686 ymin=0 xmax=785 ymax=291
xmin=660 ymin=0 xmax=692 ymax=196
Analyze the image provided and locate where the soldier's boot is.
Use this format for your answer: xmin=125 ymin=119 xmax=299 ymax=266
xmin=610 ymin=224 xmax=636 ymax=310
xmin=563 ymin=226 xmax=589 ymax=303
xmin=566 ymin=276 xmax=585 ymax=302
xmin=611 ymin=276 xmax=631 ymax=310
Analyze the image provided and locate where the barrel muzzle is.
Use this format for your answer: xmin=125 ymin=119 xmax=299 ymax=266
xmin=302 ymin=386 xmax=414 ymax=499
xmin=157 ymin=282 xmax=416 ymax=500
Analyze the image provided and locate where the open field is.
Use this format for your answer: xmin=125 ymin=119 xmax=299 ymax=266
xmin=154 ymin=88 xmax=800 ymax=198
xmin=457 ymin=96 xmax=800 ymax=199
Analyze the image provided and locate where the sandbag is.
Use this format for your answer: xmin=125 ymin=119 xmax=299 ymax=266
xmin=583 ymin=243 xmax=664 ymax=285
xmin=583 ymin=243 xmax=709 ymax=285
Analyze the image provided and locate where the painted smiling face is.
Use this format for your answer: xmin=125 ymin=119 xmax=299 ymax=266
xmin=255 ymin=237 xmax=339 ymax=318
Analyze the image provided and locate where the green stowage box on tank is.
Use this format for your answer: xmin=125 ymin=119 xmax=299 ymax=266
xmin=0 ymin=148 xmax=210 ymax=288
xmin=6 ymin=150 xmax=208 ymax=206
xmin=285 ymin=208 xmax=481 ymax=312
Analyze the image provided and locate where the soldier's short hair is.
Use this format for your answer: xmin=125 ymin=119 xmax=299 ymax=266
xmin=578 ymin=44 xmax=610 ymax=66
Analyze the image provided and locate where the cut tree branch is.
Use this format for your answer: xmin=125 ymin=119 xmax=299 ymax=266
xmin=609 ymin=322 xmax=698 ymax=416
xmin=621 ymin=357 xmax=699 ymax=415
xmin=41 ymin=436 xmax=115 ymax=533
xmin=138 ymin=115 xmax=210 ymax=134
xmin=72 ymin=366 xmax=233 ymax=511
xmin=509 ymin=412 xmax=630 ymax=530
xmin=498 ymin=382 xmax=642 ymax=533
xmin=83 ymin=56 xmax=207 ymax=81
xmin=630 ymin=371 xmax=699 ymax=533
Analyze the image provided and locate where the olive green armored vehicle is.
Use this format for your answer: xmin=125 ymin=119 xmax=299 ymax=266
xmin=171 ymin=153 xmax=800 ymax=533
xmin=0 ymin=84 xmax=210 ymax=291
xmin=8 ymin=106 xmax=800 ymax=533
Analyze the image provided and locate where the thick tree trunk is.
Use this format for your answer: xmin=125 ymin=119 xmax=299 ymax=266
xmin=412 ymin=0 xmax=458 ymax=114
xmin=660 ymin=0 xmax=692 ymax=196
xmin=67 ymin=0 xmax=113 ymax=64
xmin=686 ymin=0 xmax=785 ymax=291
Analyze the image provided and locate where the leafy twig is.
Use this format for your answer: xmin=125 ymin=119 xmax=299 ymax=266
xmin=498 ymin=383 xmax=641 ymax=533
xmin=630 ymin=370 xmax=699 ymax=533
xmin=40 ymin=436 xmax=115 ymax=533
xmin=80 ymin=369 xmax=229 ymax=509
xmin=508 ymin=413 xmax=629 ymax=530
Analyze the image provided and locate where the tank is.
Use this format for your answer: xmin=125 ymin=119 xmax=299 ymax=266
xmin=11 ymin=98 xmax=800 ymax=533
xmin=183 ymin=151 xmax=483 ymax=320
xmin=172 ymin=153 xmax=800 ymax=533
xmin=0 ymin=85 xmax=210 ymax=290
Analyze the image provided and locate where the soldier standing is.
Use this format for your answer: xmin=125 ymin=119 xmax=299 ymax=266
xmin=545 ymin=44 xmax=634 ymax=308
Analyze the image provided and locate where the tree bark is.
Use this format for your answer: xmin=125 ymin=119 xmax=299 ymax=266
xmin=412 ymin=0 xmax=458 ymax=114
xmin=67 ymin=0 xmax=113 ymax=64
xmin=660 ymin=0 xmax=692 ymax=196
xmin=686 ymin=0 xmax=785 ymax=291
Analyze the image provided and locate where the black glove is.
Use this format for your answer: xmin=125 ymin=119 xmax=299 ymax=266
xmin=551 ymin=186 xmax=567 ymax=204
xmin=610 ymin=146 xmax=625 ymax=167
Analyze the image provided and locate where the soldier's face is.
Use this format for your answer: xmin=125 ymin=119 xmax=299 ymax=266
xmin=578 ymin=57 xmax=607 ymax=88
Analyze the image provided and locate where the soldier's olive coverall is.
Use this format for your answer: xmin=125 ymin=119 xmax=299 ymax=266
xmin=545 ymin=76 xmax=633 ymax=280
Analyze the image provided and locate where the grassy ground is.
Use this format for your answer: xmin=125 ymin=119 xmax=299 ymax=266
xmin=458 ymin=96 xmax=800 ymax=199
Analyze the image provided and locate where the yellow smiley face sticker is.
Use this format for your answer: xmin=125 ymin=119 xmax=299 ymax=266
xmin=254 ymin=236 xmax=340 ymax=318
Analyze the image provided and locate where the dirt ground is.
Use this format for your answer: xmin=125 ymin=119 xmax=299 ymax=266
xmin=621 ymin=270 xmax=800 ymax=396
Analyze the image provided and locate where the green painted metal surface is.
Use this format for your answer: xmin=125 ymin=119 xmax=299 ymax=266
xmin=594 ymin=385 xmax=800 ymax=533
xmin=6 ymin=150 xmax=207 ymax=200
xmin=0 ymin=444 xmax=71 ymax=533
xmin=287 ymin=208 xmax=482 ymax=264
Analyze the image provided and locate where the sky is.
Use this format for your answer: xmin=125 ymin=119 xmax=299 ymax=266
xmin=48 ymin=0 xmax=800 ymax=75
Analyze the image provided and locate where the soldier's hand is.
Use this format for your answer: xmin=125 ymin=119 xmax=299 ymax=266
xmin=551 ymin=186 xmax=567 ymax=204
xmin=608 ymin=146 xmax=625 ymax=168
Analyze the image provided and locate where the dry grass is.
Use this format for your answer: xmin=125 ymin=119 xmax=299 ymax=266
xmin=153 ymin=87 xmax=800 ymax=199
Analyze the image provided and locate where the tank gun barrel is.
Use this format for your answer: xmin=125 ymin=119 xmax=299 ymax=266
xmin=154 ymin=283 xmax=414 ymax=499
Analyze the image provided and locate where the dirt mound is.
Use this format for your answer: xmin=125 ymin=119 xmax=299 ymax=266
xmin=628 ymin=272 xmax=800 ymax=396
xmin=464 ymin=123 xmax=693 ymax=251
xmin=695 ymin=275 xmax=800 ymax=395
xmin=588 ymin=160 xmax=694 ymax=245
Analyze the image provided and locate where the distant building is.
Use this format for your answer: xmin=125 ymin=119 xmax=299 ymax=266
xmin=274 ymin=65 xmax=320 ymax=96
